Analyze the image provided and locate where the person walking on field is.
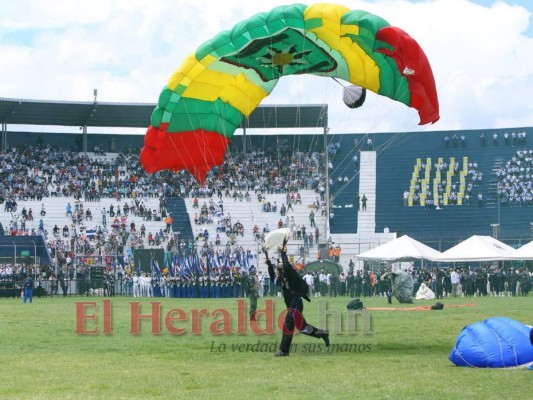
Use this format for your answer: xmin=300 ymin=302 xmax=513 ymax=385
xmin=23 ymin=275 xmax=34 ymax=303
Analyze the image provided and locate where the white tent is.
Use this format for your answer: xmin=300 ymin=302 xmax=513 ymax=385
xmin=435 ymin=235 xmax=516 ymax=262
xmin=356 ymin=235 xmax=441 ymax=262
xmin=507 ymin=240 xmax=533 ymax=260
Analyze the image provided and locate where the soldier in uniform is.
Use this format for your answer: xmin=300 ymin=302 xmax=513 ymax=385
xmin=435 ymin=268 xmax=445 ymax=299
xmin=264 ymin=242 xmax=329 ymax=357
xmin=261 ymin=271 xmax=269 ymax=297
xmin=106 ymin=274 xmax=116 ymax=297
xmin=60 ymin=274 xmax=69 ymax=297
xmin=248 ymin=268 xmax=260 ymax=320
xmin=354 ymin=270 xmax=363 ymax=298
xmin=132 ymin=274 xmax=140 ymax=297
xmin=381 ymin=267 xmax=393 ymax=304
xmin=346 ymin=272 xmax=355 ymax=297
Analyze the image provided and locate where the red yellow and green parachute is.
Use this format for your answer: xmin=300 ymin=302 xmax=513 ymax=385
xmin=141 ymin=3 xmax=439 ymax=184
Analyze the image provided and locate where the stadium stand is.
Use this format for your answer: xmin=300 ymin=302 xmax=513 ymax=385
xmin=1 ymin=118 xmax=532 ymax=294
xmin=165 ymin=197 xmax=194 ymax=241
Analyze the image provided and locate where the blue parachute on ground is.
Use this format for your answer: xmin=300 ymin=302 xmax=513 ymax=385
xmin=449 ymin=317 xmax=533 ymax=368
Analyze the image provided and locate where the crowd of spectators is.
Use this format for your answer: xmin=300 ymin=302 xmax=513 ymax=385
xmin=0 ymin=141 xmax=330 ymax=292
xmin=497 ymin=149 xmax=533 ymax=206
xmin=445 ymin=131 xmax=528 ymax=148
xmin=407 ymin=158 xmax=482 ymax=208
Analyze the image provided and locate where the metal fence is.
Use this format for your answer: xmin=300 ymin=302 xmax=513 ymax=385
xmin=0 ymin=277 xmax=130 ymax=298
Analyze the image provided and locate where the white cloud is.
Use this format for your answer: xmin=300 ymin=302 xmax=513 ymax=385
xmin=0 ymin=0 xmax=531 ymax=133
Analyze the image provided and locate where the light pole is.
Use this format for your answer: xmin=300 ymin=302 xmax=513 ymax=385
xmin=324 ymin=124 xmax=330 ymax=244
xmin=490 ymin=223 xmax=500 ymax=240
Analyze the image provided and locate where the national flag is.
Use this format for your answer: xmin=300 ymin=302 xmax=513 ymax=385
xmin=168 ymin=258 xmax=175 ymax=277
xmin=242 ymin=251 xmax=250 ymax=273
xmin=178 ymin=256 xmax=185 ymax=277
xmin=234 ymin=254 xmax=241 ymax=273
xmin=184 ymin=255 xmax=193 ymax=277
xmin=199 ymin=256 xmax=206 ymax=275
xmin=208 ymin=251 xmax=219 ymax=276
xmin=153 ymin=258 xmax=161 ymax=278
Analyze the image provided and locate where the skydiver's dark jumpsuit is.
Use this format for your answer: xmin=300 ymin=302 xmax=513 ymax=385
xmin=266 ymin=249 xmax=329 ymax=356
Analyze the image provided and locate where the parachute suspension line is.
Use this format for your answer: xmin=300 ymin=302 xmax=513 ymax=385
xmin=290 ymin=103 xmax=308 ymax=191
xmin=331 ymin=77 xmax=345 ymax=88
xmin=203 ymin=98 xmax=226 ymax=184
xmin=306 ymin=119 xmax=322 ymax=174
xmin=292 ymin=31 xmax=321 ymax=192
xmin=358 ymin=66 xmax=436 ymax=166
xmin=373 ymin=71 xmax=438 ymax=156
xmin=163 ymin=102 xmax=192 ymax=180
xmin=324 ymin=77 xmax=367 ymax=195
xmin=329 ymin=138 xmax=365 ymax=201
xmin=222 ymin=52 xmax=246 ymax=193
xmin=378 ymin=132 xmax=413 ymax=154
xmin=453 ymin=348 xmax=480 ymax=368
xmin=328 ymin=78 xmax=417 ymax=201
xmin=330 ymin=71 xmax=371 ymax=194
xmin=260 ymin=33 xmax=286 ymax=194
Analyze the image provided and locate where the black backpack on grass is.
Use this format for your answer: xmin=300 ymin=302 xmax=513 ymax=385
xmin=347 ymin=298 xmax=364 ymax=310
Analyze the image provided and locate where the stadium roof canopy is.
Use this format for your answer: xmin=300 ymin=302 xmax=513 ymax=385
xmin=0 ymin=97 xmax=327 ymax=129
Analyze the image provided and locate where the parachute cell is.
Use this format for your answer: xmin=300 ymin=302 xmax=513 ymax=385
xmin=141 ymin=3 xmax=440 ymax=183
xmin=449 ymin=317 xmax=533 ymax=368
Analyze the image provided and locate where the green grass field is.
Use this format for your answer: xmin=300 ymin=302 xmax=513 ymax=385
xmin=1 ymin=294 xmax=532 ymax=399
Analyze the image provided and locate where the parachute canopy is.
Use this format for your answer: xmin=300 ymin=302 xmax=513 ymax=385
xmin=391 ymin=270 xmax=413 ymax=303
xmin=449 ymin=317 xmax=533 ymax=368
xmin=141 ymin=3 xmax=440 ymax=183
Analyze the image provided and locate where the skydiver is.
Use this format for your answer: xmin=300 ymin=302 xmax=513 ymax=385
xmin=264 ymin=240 xmax=329 ymax=356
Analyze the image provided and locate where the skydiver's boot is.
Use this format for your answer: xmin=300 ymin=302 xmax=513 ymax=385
xmin=301 ymin=325 xmax=330 ymax=347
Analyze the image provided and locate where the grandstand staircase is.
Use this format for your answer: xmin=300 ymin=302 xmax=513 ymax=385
xmin=330 ymin=150 xmax=396 ymax=270
xmin=165 ymin=197 xmax=194 ymax=241
xmin=487 ymin=158 xmax=503 ymax=209
xmin=357 ymin=151 xmax=376 ymax=233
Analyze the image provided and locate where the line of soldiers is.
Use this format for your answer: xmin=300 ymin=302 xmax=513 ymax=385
xmin=417 ymin=267 xmax=533 ymax=298
xmin=121 ymin=272 xmax=258 ymax=298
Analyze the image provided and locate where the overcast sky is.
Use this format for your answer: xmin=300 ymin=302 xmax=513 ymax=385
xmin=1 ymin=0 xmax=532 ymax=135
